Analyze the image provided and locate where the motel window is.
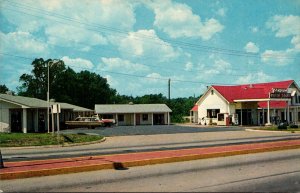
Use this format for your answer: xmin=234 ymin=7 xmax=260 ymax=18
xmin=207 ymin=109 xmax=220 ymax=118
xmin=218 ymin=113 xmax=224 ymax=121
xmin=118 ymin=114 xmax=124 ymax=122
xmin=142 ymin=114 xmax=148 ymax=121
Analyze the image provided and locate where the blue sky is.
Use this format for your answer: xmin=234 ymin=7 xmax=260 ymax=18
xmin=0 ymin=0 xmax=299 ymax=98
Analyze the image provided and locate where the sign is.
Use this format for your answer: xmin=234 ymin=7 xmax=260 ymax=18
xmin=51 ymin=104 xmax=61 ymax=113
xmin=270 ymin=88 xmax=291 ymax=99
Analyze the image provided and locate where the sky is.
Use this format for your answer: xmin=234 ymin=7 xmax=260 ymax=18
xmin=0 ymin=0 xmax=299 ymax=98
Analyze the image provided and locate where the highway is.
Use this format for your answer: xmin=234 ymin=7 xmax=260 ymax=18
xmin=2 ymin=129 xmax=300 ymax=161
xmin=1 ymin=149 xmax=300 ymax=192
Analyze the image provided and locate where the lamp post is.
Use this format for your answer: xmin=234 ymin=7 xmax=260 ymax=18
xmin=47 ymin=60 xmax=60 ymax=133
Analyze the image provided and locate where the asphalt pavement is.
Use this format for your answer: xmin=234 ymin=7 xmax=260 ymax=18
xmin=59 ymin=124 xmax=244 ymax=136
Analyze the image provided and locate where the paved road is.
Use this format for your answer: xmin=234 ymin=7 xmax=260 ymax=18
xmin=60 ymin=125 xmax=244 ymax=136
xmin=1 ymin=149 xmax=299 ymax=192
xmin=2 ymin=126 xmax=300 ymax=161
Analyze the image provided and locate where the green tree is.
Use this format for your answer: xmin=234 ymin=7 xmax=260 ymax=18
xmin=0 ymin=84 xmax=9 ymax=94
xmin=18 ymin=58 xmax=65 ymax=100
xmin=18 ymin=59 xmax=116 ymax=109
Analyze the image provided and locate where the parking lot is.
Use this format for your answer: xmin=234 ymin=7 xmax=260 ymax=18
xmin=60 ymin=125 xmax=244 ymax=136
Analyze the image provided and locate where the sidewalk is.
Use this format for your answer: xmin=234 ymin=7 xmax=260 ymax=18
xmin=1 ymin=139 xmax=300 ymax=180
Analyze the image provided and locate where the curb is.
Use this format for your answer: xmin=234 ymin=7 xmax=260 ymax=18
xmin=0 ymin=137 xmax=106 ymax=150
xmin=245 ymin=129 xmax=300 ymax=133
xmin=1 ymin=140 xmax=300 ymax=180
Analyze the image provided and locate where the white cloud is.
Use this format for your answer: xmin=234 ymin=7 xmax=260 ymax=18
xmin=250 ymin=26 xmax=259 ymax=33
xmin=216 ymin=8 xmax=227 ymax=17
xmin=185 ymin=62 xmax=193 ymax=71
xmin=117 ymin=29 xmax=179 ymax=62
xmin=261 ymin=49 xmax=295 ymax=66
xmin=104 ymin=75 xmax=119 ymax=88
xmin=0 ymin=31 xmax=47 ymax=54
xmin=146 ymin=72 xmax=164 ymax=83
xmin=61 ymin=56 xmax=94 ymax=71
xmin=45 ymin=24 xmax=107 ymax=49
xmin=291 ymin=35 xmax=300 ymax=50
xmin=147 ymin=0 xmax=224 ymax=40
xmin=262 ymin=15 xmax=300 ymax=66
xmin=235 ymin=71 xmax=274 ymax=84
xmin=1 ymin=0 xmax=136 ymax=47
xmin=267 ymin=15 xmax=300 ymax=37
xmin=244 ymin=42 xmax=259 ymax=53
xmin=100 ymin=57 xmax=150 ymax=73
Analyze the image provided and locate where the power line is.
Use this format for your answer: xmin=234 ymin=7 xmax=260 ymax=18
xmin=3 ymin=1 xmax=299 ymax=60
xmin=0 ymin=52 xmax=240 ymax=85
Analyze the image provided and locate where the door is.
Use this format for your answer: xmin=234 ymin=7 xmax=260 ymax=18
xmin=11 ymin=109 xmax=22 ymax=132
xmin=153 ymin=114 xmax=164 ymax=125
xmin=136 ymin=114 xmax=140 ymax=125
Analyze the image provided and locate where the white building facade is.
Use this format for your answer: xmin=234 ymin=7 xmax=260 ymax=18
xmin=195 ymin=80 xmax=300 ymax=126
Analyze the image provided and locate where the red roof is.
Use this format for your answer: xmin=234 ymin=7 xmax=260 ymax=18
xmin=258 ymin=101 xmax=287 ymax=109
xmin=212 ymin=80 xmax=294 ymax=103
xmin=190 ymin=105 xmax=198 ymax=111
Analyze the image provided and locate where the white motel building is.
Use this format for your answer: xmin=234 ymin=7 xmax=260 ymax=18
xmin=191 ymin=80 xmax=300 ymax=126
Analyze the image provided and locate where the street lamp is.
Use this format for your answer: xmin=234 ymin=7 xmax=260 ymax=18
xmin=47 ymin=59 xmax=60 ymax=133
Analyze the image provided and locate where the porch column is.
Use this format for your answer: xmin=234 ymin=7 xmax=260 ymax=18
xmin=152 ymin=113 xmax=154 ymax=126
xmin=240 ymin=103 xmax=243 ymax=126
xmin=133 ymin=113 xmax=136 ymax=126
xmin=262 ymin=108 xmax=265 ymax=125
xmin=190 ymin=111 xmax=192 ymax=123
xmin=22 ymin=108 xmax=27 ymax=133
xmin=287 ymin=103 xmax=290 ymax=123
xmin=115 ymin=113 xmax=118 ymax=126
xmin=34 ymin=109 xmax=39 ymax=132
xmin=284 ymin=108 xmax=287 ymax=121
xmin=266 ymin=100 xmax=271 ymax=126
xmin=168 ymin=112 xmax=170 ymax=125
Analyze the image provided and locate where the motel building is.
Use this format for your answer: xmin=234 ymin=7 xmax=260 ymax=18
xmin=192 ymin=80 xmax=300 ymax=126
xmin=95 ymin=103 xmax=172 ymax=126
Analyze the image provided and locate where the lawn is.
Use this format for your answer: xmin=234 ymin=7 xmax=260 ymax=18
xmin=0 ymin=133 xmax=104 ymax=147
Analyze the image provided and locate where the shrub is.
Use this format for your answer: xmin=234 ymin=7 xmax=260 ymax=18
xmin=289 ymin=125 xmax=299 ymax=128
xmin=278 ymin=125 xmax=287 ymax=130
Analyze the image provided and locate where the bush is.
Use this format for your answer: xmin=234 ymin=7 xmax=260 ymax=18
xmin=278 ymin=125 xmax=287 ymax=130
xmin=289 ymin=125 xmax=299 ymax=128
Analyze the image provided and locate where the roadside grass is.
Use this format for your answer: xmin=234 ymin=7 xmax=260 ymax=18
xmin=0 ymin=133 xmax=104 ymax=147
xmin=254 ymin=126 xmax=300 ymax=133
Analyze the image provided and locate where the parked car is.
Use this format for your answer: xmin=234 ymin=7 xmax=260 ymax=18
xmin=65 ymin=116 xmax=114 ymax=129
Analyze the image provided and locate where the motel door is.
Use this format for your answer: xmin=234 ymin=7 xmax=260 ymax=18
xmin=136 ymin=114 xmax=141 ymax=125
xmin=10 ymin=109 xmax=22 ymax=132
xmin=153 ymin=114 xmax=164 ymax=125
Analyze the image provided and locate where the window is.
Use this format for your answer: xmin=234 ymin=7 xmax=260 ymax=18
xmin=142 ymin=114 xmax=148 ymax=121
xmin=207 ymin=109 xmax=220 ymax=118
xmin=211 ymin=90 xmax=214 ymax=95
xmin=218 ymin=113 xmax=224 ymax=121
xmin=118 ymin=114 xmax=124 ymax=122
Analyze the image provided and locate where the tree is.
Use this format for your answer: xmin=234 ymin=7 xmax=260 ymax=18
xmin=18 ymin=58 xmax=65 ymax=100
xmin=17 ymin=58 xmax=117 ymax=109
xmin=0 ymin=84 xmax=9 ymax=94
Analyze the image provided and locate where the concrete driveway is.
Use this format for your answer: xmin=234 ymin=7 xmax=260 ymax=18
xmin=60 ymin=125 xmax=244 ymax=136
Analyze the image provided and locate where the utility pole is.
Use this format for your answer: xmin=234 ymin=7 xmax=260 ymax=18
xmin=168 ymin=78 xmax=171 ymax=101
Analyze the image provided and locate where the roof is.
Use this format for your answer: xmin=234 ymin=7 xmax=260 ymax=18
xmin=212 ymin=80 xmax=294 ymax=103
xmin=95 ymin=104 xmax=172 ymax=114
xmin=0 ymin=93 xmax=49 ymax=108
xmin=0 ymin=94 xmax=92 ymax=111
xmin=190 ymin=105 xmax=198 ymax=111
xmin=258 ymin=101 xmax=287 ymax=109
xmin=58 ymin=103 xmax=93 ymax=112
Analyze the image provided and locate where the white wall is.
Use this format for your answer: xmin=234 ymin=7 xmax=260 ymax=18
xmin=197 ymin=88 xmax=229 ymax=124
xmin=0 ymin=101 xmax=20 ymax=132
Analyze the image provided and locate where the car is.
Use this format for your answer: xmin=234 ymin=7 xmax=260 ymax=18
xmin=65 ymin=116 xmax=114 ymax=129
